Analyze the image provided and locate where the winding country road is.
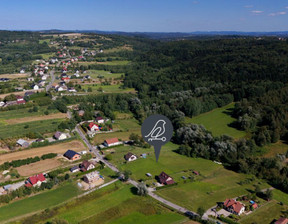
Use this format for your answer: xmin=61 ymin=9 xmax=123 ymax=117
xmin=74 ymin=124 xmax=203 ymax=220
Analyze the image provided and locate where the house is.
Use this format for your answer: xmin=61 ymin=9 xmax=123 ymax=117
xmin=83 ymin=171 xmax=100 ymax=184
xmin=95 ymin=117 xmax=105 ymax=124
xmin=25 ymin=91 xmax=35 ymax=97
xmin=63 ymin=150 xmax=81 ymax=161
xmin=16 ymin=95 xmax=25 ymax=105
xmin=103 ymin=138 xmax=122 ymax=147
xmin=68 ymin=87 xmax=77 ymax=93
xmin=57 ymin=85 xmax=68 ymax=92
xmin=31 ymin=84 xmax=39 ymax=90
xmin=251 ymin=203 xmax=258 ymax=209
xmin=25 ymin=173 xmax=46 ymax=187
xmin=20 ymin=69 xmax=25 ymax=74
xmin=124 ymin=152 xmax=137 ymax=162
xmin=275 ymin=218 xmax=288 ymax=224
xmin=61 ymin=77 xmax=70 ymax=82
xmin=223 ymin=199 xmax=245 ymax=215
xmin=158 ymin=171 xmax=175 ymax=185
xmin=41 ymin=75 xmax=48 ymax=80
xmin=88 ymin=122 xmax=99 ymax=132
xmin=0 ymin=101 xmax=5 ymax=107
xmin=80 ymin=160 xmax=95 ymax=172
xmin=53 ymin=131 xmax=67 ymax=140
xmin=16 ymin=139 xmax=29 ymax=148
xmin=38 ymin=80 xmax=46 ymax=87
xmin=27 ymin=77 xmax=34 ymax=82
xmin=70 ymin=166 xmax=80 ymax=173
xmin=78 ymin=110 xmax=85 ymax=117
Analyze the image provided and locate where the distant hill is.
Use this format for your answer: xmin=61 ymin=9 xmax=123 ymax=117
xmin=36 ymin=29 xmax=288 ymax=40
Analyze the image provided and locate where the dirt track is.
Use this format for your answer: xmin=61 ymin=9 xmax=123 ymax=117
xmin=0 ymin=140 xmax=86 ymax=164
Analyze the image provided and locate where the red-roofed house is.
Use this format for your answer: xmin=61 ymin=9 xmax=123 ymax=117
xmin=16 ymin=95 xmax=26 ymax=105
xmin=88 ymin=122 xmax=99 ymax=132
xmin=275 ymin=218 xmax=288 ymax=224
xmin=251 ymin=203 xmax=258 ymax=209
xmin=224 ymin=199 xmax=245 ymax=215
xmin=61 ymin=77 xmax=70 ymax=82
xmin=25 ymin=173 xmax=46 ymax=187
xmin=158 ymin=172 xmax=175 ymax=185
xmin=104 ymin=138 xmax=122 ymax=147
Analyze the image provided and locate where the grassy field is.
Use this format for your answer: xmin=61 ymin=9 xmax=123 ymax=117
xmin=106 ymin=142 xmax=271 ymax=211
xmin=42 ymin=183 xmax=186 ymax=224
xmin=87 ymin=70 xmax=124 ymax=79
xmin=262 ymin=141 xmax=288 ymax=158
xmin=92 ymin=118 xmax=141 ymax=144
xmin=0 ymin=183 xmax=80 ymax=223
xmin=185 ymin=103 xmax=246 ymax=138
xmin=0 ymin=118 xmax=64 ymax=139
xmin=239 ymin=200 xmax=288 ymax=224
xmin=83 ymin=84 xmax=136 ymax=94
xmin=96 ymin=60 xmax=131 ymax=65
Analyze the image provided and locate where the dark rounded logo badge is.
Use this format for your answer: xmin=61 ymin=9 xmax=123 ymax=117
xmin=141 ymin=114 xmax=173 ymax=162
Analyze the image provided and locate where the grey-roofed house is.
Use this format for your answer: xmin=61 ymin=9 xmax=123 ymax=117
xmin=16 ymin=139 xmax=29 ymax=148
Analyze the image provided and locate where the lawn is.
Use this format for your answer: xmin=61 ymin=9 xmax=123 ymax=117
xmin=239 ymin=200 xmax=288 ymax=224
xmin=0 ymin=183 xmax=80 ymax=223
xmin=42 ymin=183 xmax=186 ymax=224
xmin=185 ymin=103 xmax=246 ymax=138
xmin=0 ymin=118 xmax=64 ymax=139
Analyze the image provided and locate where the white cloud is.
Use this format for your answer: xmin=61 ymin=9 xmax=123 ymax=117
xmin=244 ymin=5 xmax=253 ymax=8
xmin=269 ymin=11 xmax=287 ymax=16
xmin=285 ymin=6 xmax=288 ymax=9
xmin=251 ymin=10 xmax=264 ymax=14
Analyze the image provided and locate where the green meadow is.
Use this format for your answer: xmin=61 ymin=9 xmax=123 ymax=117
xmin=88 ymin=69 xmax=124 ymax=79
xmin=0 ymin=183 xmax=80 ymax=223
xmin=38 ymin=183 xmax=186 ymax=224
xmin=185 ymin=103 xmax=246 ymax=138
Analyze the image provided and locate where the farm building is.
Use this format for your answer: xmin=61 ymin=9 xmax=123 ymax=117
xmin=103 ymin=138 xmax=122 ymax=147
xmin=16 ymin=96 xmax=26 ymax=105
xmin=64 ymin=150 xmax=81 ymax=161
xmin=158 ymin=171 xmax=175 ymax=185
xmin=88 ymin=122 xmax=99 ymax=132
xmin=95 ymin=116 xmax=104 ymax=124
xmin=223 ymin=198 xmax=245 ymax=215
xmin=124 ymin=152 xmax=137 ymax=162
xmin=16 ymin=139 xmax=29 ymax=148
xmin=80 ymin=160 xmax=95 ymax=172
xmin=54 ymin=131 xmax=67 ymax=140
xmin=25 ymin=173 xmax=46 ymax=187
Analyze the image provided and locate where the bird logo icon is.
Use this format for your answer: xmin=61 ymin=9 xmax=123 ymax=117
xmin=145 ymin=119 xmax=167 ymax=142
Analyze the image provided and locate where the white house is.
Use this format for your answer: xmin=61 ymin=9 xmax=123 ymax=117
xmin=27 ymin=77 xmax=34 ymax=82
xmin=41 ymin=75 xmax=48 ymax=80
xmin=95 ymin=117 xmax=105 ymax=124
xmin=57 ymin=86 xmax=68 ymax=92
xmin=104 ymin=138 xmax=122 ymax=147
xmin=20 ymin=69 xmax=25 ymax=74
xmin=31 ymin=84 xmax=39 ymax=90
xmin=0 ymin=101 xmax=5 ymax=107
xmin=53 ymin=131 xmax=67 ymax=140
xmin=124 ymin=152 xmax=137 ymax=162
xmin=88 ymin=122 xmax=99 ymax=132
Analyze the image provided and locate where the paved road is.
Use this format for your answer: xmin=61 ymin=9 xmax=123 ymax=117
xmin=75 ymin=124 xmax=202 ymax=220
xmin=46 ymin=68 xmax=55 ymax=92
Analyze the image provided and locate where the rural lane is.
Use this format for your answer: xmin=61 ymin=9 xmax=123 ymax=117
xmin=74 ymin=124 xmax=207 ymax=221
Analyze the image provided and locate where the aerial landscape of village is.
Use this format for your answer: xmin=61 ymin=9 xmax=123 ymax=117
xmin=0 ymin=1 xmax=288 ymax=224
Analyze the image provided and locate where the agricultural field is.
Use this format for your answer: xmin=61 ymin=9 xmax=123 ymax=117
xmin=0 ymin=73 xmax=29 ymax=79
xmin=0 ymin=140 xmax=86 ymax=164
xmin=40 ymin=183 xmax=187 ymax=224
xmin=239 ymin=200 xmax=288 ymax=224
xmin=16 ymin=158 xmax=62 ymax=176
xmin=0 ymin=118 xmax=64 ymax=139
xmin=185 ymin=103 xmax=246 ymax=138
xmin=5 ymin=112 xmax=67 ymax=125
xmin=0 ymin=183 xmax=81 ymax=223
xmin=92 ymin=118 xmax=141 ymax=144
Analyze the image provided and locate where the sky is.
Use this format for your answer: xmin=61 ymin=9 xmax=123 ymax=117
xmin=0 ymin=0 xmax=287 ymax=32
